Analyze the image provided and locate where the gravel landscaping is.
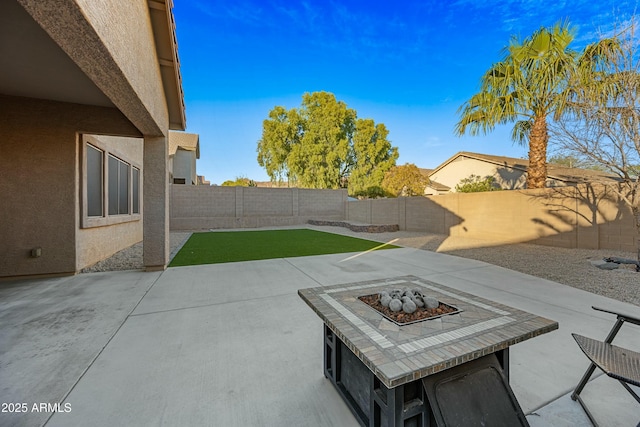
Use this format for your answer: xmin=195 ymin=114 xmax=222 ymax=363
xmin=81 ymin=227 xmax=639 ymax=307
xmin=314 ymin=226 xmax=640 ymax=307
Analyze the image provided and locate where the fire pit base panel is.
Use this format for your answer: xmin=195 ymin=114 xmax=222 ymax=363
xmin=325 ymin=325 xmax=432 ymax=427
xmin=324 ymin=325 xmax=527 ymax=427
xmin=422 ymin=353 xmax=529 ymax=427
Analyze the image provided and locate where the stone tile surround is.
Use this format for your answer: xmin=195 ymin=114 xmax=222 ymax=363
xmin=299 ymin=275 xmax=558 ymax=388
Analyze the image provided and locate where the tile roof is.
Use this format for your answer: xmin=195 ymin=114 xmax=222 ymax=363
xmin=429 ymin=151 xmax=620 ymax=184
xmin=168 ymin=131 xmax=199 ymax=158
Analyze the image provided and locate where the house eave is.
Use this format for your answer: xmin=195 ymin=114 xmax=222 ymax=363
xmin=149 ymin=0 xmax=186 ymax=131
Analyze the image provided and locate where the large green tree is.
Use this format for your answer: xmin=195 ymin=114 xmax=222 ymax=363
xmin=381 ymin=163 xmax=429 ymax=197
xmin=257 ymin=92 xmax=398 ymax=193
xmin=456 ymin=22 xmax=579 ymax=189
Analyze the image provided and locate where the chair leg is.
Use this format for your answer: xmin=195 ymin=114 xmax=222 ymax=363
xmin=571 ymin=318 xmax=626 ymax=426
xmin=619 ymin=381 xmax=640 ymax=405
xmin=573 ymin=318 xmax=625 ymax=399
xmin=571 ymin=363 xmax=597 ymax=400
xmin=573 ymin=393 xmax=599 ymax=427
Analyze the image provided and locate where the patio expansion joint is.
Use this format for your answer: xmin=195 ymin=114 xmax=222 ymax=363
xmin=282 ymin=257 xmax=325 ymax=287
xmin=381 ymin=252 xmax=495 ymax=276
xmin=129 ymin=290 xmax=297 ymax=318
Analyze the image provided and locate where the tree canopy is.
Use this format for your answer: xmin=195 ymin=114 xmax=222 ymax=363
xmin=456 ymin=22 xmax=618 ymax=189
xmin=257 ymin=92 xmax=398 ymax=194
xmin=221 ymin=176 xmax=256 ymax=187
xmin=381 ymin=163 xmax=429 ymax=197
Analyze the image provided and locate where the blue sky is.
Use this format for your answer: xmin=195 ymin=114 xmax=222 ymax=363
xmin=173 ymin=0 xmax=638 ymax=185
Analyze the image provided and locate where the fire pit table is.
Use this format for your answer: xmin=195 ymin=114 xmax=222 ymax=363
xmin=298 ymin=275 xmax=558 ymax=427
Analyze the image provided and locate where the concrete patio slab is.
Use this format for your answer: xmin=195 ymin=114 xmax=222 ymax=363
xmin=46 ymin=292 xmax=358 ymax=427
xmin=132 ymin=258 xmax=316 ymax=315
xmin=1 ymin=243 xmax=638 ymax=427
xmin=0 ymin=271 xmax=160 ymax=427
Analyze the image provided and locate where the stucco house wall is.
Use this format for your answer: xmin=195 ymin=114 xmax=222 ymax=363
xmin=173 ymin=149 xmax=197 ymax=184
xmin=76 ymin=134 xmax=144 ymax=270
xmin=0 ymin=96 xmax=141 ymax=277
xmin=1 ymin=0 xmax=185 ymax=277
xmin=430 ymin=157 xmax=527 ymax=192
xmin=168 ymin=131 xmax=199 ymax=185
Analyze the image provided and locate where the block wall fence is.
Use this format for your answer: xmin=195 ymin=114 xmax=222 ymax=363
xmin=347 ymin=184 xmax=637 ymax=252
xmin=169 ymin=184 xmax=636 ymax=252
xmin=170 ymin=185 xmax=347 ymax=230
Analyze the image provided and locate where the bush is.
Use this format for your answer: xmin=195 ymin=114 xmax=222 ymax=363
xmin=455 ymin=175 xmax=501 ymax=193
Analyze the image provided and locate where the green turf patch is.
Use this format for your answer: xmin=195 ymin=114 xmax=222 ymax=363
xmin=169 ymin=229 xmax=399 ymax=267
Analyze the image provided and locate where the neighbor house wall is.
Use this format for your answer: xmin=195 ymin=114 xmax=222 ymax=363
xmin=173 ymin=149 xmax=196 ymax=185
xmin=0 ymin=95 xmax=141 ymax=277
xmin=347 ymin=184 xmax=636 ymax=252
xmin=170 ymin=186 xmax=347 ymax=230
xmin=430 ymin=157 xmax=527 ymax=191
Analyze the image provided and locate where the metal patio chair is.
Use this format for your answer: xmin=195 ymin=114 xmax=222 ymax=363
xmin=571 ymin=306 xmax=640 ymax=427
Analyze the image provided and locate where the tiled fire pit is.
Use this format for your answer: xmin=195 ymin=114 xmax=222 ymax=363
xmin=298 ymin=275 xmax=558 ymax=427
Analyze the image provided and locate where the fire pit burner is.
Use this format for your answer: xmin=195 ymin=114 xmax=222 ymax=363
xmin=359 ymin=292 xmax=461 ymax=325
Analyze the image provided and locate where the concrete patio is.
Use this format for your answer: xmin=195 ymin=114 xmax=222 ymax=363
xmin=1 ymin=242 xmax=639 ymax=426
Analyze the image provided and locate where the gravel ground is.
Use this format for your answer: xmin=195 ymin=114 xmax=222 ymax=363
xmin=311 ymin=226 xmax=640 ymax=307
xmin=80 ymin=232 xmax=192 ymax=273
xmin=81 ymin=226 xmax=639 ymax=307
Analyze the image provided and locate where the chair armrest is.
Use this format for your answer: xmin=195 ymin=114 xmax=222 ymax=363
xmin=592 ymin=306 xmax=640 ymax=326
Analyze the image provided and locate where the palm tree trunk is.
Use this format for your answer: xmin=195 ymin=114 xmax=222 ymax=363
xmin=527 ymin=115 xmax=548 ymax=189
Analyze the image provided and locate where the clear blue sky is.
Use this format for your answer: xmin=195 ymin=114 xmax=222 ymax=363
xmin=173 ymin=0 xmax=637 ymax=185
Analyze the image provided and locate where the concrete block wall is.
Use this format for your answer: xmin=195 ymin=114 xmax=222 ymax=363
xmin=298 ymin=188 xmax=347 ymax=217
xmin=347 ymin=184 xmax=637 ymax=252
xmin=170 ymin=186 xmax=347 ymax=230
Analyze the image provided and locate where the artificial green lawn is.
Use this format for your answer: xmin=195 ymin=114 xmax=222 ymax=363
xmin=169 ymin=229 xmax=399 ymax=267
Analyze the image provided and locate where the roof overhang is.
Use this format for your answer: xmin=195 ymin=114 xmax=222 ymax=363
xmin=148 ymin=0 xmax=186 ymax=131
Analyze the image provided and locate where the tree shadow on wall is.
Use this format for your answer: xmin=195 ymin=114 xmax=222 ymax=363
xmin=526 ymin=182 xmax=635 ymax=250
xmin=495 ymin=165 xmax=526 ymax=190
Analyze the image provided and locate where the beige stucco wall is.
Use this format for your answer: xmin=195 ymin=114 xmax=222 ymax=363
xmin=76 ymin=134 xmax=144 ymax=270
xmin=172 ymin=149 xmax=196 ymax=184
xmin=74 ymin=0 xmax=168 ymax=129
xmin=430 ymin=157 xmax=527 ymax=191
xmin=347 ymin=185 xmax=636 ymax=252
xmin=18 ymin=0 xmax=170 ymax=136
xmin=170 ymin=186 xmax=347 ymax=230
xmin=0 ymin=95 xmax=141 ymax=277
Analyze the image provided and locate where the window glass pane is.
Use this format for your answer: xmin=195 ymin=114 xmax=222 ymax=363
xmin=132 ymin=167 xmax=140 ymax=214
xmin=87 ymin=145 xmax=103 ymax=217
xmin=119 ymin=161 xmax=129 ymax=214
xmin=108 ymin=155 xmax=119 ymax=215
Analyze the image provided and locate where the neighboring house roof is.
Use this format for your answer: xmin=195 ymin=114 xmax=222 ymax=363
xmin=418 ymin=168 xmax=451 ymax=192
xmin=429 ymin=151 xmax=620 ymax=185
xmin=168 ymin=131 xmax=199 ymax=158
xmin=426 ymin=180 xmax=451 ymax=192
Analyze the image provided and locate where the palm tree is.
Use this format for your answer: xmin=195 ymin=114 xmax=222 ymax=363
xmin=456 ymin=22 xmax=577 ymax=189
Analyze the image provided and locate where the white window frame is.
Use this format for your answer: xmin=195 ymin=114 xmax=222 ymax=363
xmin=81 ymin=134 xmax=142 ymax=228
